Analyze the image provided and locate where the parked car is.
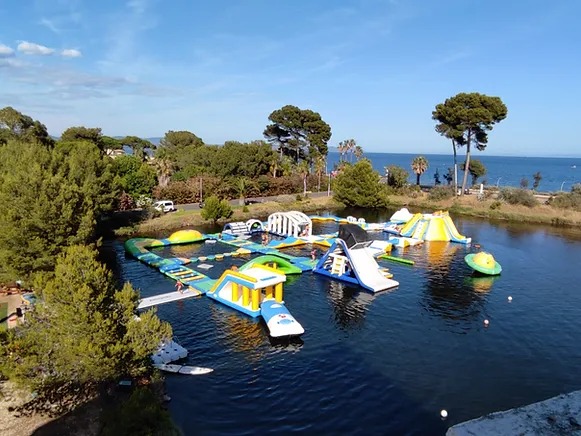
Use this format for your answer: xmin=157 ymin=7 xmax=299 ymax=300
xmin=153 ymin=200 xmax=176 ymax=213
xmin=244 ymin=199 xmax=261 ymax=205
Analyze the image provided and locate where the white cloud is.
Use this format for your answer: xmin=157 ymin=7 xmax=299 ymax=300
xmin=17 ymin=41 xmax=55 ymax=55
xmin=0 ymin=44 xmax=14 ymax=57
xmin=61 ymin=48 xmax=82 ymax=58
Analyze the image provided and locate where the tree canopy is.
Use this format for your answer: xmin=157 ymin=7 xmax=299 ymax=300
xmin=159 ymin=130 xmax=204 ymax=149
xmin=333 ymin=159 xmax=387 ymax=208
xmin=112 ymin=155 xmax=158 ymax=198
xmin=461 ymin=158 xmax=487 ymax=185
xmin=0 ymin=139 xmax=115 ymax=280
xmin=0 ymin=106 xmax=53 ymax=147
xmin=0 ymin=245 xmax=171 ymax=408
xmin=264 ymin=105 xmax=331 ymax=164
xmin=120 ymin=136 xmax=155 ymax=161
xmin=432 ymin=92 xmax=507 ymax=194
xmin=60 ymin=126 xmax=105 ymax=150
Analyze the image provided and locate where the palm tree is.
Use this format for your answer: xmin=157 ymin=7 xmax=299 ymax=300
xmin=298 ymin=161 xmax=310 ymax=196
xmin=411 ymin=156 xmax=429 ymax=186
xmin=337 ymin=140 xmax=347 ymax=162
xmin=269 ymin=154 xmax=280 ymax=178
xmin=152 ymin=157 xmax=173 ymax=188
xmin=338 ymin=139 xmax=357 ymax=162
xmin=313 ymin=155 xmax=326 ymax=191
xmin=354 ymin=145 xmax=364 ymax=161
xmin=234 ymin=177 xmax=251 ymax=206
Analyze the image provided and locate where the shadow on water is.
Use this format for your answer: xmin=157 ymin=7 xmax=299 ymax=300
xmin=325 ymin=280 xmax=375 ymax=331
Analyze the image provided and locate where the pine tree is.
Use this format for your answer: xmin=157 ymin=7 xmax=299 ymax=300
xmin=0 ymin=245 xmax=171 ymax=412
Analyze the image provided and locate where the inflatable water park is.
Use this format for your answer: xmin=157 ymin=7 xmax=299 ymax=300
xmin=125 ymin=208 xmax=501 ymax=339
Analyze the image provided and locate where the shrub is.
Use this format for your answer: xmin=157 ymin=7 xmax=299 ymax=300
xmin=333 ymin=159 xmax=388 ymax=208
xmin=296 ymin=194 xmax=303 ymax=201
xmin=117 ymin=191 xmax=135 ymax=211
xmin=498 ymin=188 xmax=538 ymax=207
xmin=490 ymin=200 xmax=502 ymax=210
xmin=242 ymin=205 xmax=249 ymax=213
xmin=386 ymin=165 xmax=409 ymax=189
xmin=200 ymin=195 xmax=233 ymax=224
xmin=548 ymin=191 xmax=581 ymax=212
xmin=135 ymin=195 xmax=153 ymax=208
xmin=428 ymin=186 xmax=455 ymax=201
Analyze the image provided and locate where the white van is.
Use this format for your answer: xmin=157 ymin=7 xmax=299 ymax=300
xmin=153 ymin=200 xmax=176 ymax=213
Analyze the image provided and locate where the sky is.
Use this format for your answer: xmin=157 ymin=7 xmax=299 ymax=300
xmin=0 ymin=0 xmax=580 ymax=157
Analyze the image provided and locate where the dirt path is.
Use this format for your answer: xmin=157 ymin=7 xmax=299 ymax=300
xmin=0 ymin=382 xmax=52 ymax=435
xmin=0 ymin=381 xmax=101 ymax=436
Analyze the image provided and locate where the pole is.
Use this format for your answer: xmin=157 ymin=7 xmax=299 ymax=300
xmin=199 ymin=177 xmax=203 ymax=203
xmin=560 ymin=181 xmax=566 ymax=192
xmin=327 ymin=173 xmax=331 ymax=196
xmin=496 ymin=177 xmax=502 ymax=188
xmin=454 ymin=163 xmax=458 ymax=195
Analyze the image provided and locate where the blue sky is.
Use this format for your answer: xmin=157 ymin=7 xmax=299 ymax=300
xmin=1 ymin=0 xmax=580 ymax=157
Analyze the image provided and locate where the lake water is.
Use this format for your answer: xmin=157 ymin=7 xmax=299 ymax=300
xmin=107 ymin=210 xmax=581 ymax=435
xmin=326 ymin=152 xmax=581 ymax=193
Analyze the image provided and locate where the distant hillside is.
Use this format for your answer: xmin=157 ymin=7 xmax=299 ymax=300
xmin=144 ymin=137 xmax=338 ymax=151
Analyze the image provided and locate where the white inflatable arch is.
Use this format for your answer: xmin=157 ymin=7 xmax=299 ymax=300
xmin=267 ymin=211 xmax=312 ymax=238
xmin=246 ymin=219 xmax=264 ymax=233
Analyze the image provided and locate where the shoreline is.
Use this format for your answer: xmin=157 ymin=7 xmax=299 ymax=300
xmin=118 ymin=193 xmax=581 ymax=237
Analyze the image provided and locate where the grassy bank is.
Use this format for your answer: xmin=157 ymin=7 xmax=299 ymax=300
xmin=388 ymin=192 xmax=581 ymax=227
xmin=116 ymin=192 xmax=581 ymax=237
xmin=120 ymin=196 xmax=343 ymax=236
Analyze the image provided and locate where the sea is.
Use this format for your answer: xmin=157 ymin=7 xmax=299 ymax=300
xmin=326 ymin=152 xmax=581 ymax=193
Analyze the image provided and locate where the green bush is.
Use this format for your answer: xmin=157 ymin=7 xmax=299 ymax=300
xmin=386 ymin=165 xmax=409 ymax=189
xmin=548 ymin=192 xmax=581 ymax=212
xmin=242 ymin=205 xmax=249 ymax=213
xmin=490 ymin=200 xmax=502 ymax=210
xmin=428 ymin=186 xmax=455 ymax=201
xmin=201 ymin=195 xmax=233 ymax=223
xmin=333 ymin=159 xmax=388 ymax=208
xmin=498 ymin=188 xmax=538 ymax=207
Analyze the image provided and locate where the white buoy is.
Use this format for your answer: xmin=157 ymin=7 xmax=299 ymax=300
xmin=440 ymin=409 xmax=448 ymax=418
xmin=508 ymin=296 xmax=513 ymax=302
xmin=484 ymin=319 xmax=490 ymax=326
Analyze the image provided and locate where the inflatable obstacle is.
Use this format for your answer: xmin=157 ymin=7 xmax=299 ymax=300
xmin=313 ymin=224 xmax=399 ymax=293
xmin=398 ymin=211 xmax=471 ymax=244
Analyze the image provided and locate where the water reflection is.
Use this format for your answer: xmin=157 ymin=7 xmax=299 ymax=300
xmin=424 ymin=241 xmax=461 ymax=270
xmin=326 ymin=281 xmax=375 ymax=330
xmin=421 ymin=247 xmax=489 ymax=327
xmin=465 ymin=274 xmax=500 ymax=293
xmin=208 ymin=304 xmax=267 ymax=362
